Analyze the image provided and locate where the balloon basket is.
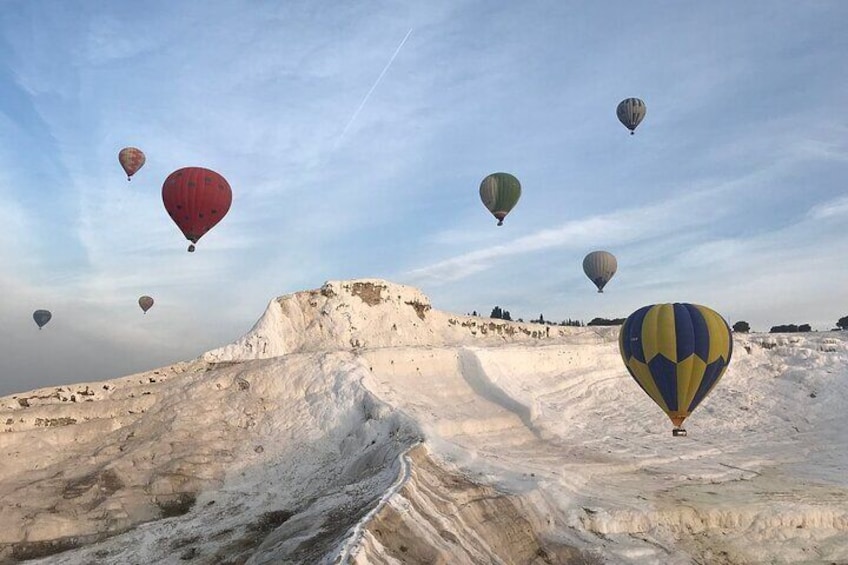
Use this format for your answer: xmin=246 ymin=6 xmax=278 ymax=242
xmin=672 ymin=428 xmax=687 ymax=437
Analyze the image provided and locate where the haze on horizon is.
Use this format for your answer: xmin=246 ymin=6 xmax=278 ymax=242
xmin=1 ymin=1 xmax=846 ymax=396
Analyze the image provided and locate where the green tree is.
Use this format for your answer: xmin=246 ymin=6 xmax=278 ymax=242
xmin=587 ymin=317 xmax=625 ymax=326
xmin=770 ymin=324 xmax=810 ymax=333
xmin=732 ymin=321 xmax=750 ymax=333
xmin=837 ymin=316 xmax=848 ymax=330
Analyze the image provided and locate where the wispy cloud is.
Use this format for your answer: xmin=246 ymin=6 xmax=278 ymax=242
xmin=402 ymin=192 xmax=723 ymax=285
xmin=401 ymin=153 xmax=804 ymax=286
xmin=808 ymin=195 xmax=848 ymax=220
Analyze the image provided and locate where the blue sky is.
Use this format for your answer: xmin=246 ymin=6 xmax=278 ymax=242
xmin=1 ymin=1 xmax=846 ymax=395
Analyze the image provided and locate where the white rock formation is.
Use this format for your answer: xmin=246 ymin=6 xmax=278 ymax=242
xmin=1 ymin=279 xmax=846 ymax=564
xmin=202 ymin=279 xmax=579 ymax=363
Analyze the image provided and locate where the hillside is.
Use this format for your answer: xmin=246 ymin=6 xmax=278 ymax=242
xmin=1 ymin=279 xmax=846 ymax=564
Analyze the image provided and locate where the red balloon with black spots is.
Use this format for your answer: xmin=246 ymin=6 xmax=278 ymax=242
xmin=162 ymin=167 xmax=232 ymax=252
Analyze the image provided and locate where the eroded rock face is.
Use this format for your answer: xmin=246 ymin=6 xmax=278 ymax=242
xmin=348 ymin=281 xmax=388 ymax=306
xmin=0 ymin=352 xmax=420 ymax=564
xmin=353 ymin=446 xmax=603 ymax=565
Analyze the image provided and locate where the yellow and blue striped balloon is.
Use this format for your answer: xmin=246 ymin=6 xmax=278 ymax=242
xmin=619 ymin=303 xmax=732 ymax=433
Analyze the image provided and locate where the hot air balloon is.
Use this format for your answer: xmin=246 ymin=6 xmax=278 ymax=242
xmin=33 ymin=309 xmax=52 ymax=330
xmin=479 ymin=172 xmax=521 ymax=226
xmin=138 ymin=295 xmax=154 ymax=314
xmin=616 ymin=98 xmax=646 ymax=135
xmin=583 ymin=251 xmax=617 ymax=293
xmin=118 ymin=147 xmax=146 ymax=181
xmin=619 ymin=303 xmax=733 ymax=436
xmin=162 ymin=167 xmax=232 ymax=252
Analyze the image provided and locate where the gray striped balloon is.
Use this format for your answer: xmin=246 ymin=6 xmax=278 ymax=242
xmin=583 ymin=251 xmax=617 ymax=293
xmin=616 ymin=98 xmax=646 ymax=135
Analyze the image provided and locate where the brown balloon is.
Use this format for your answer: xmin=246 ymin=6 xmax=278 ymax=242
xmin=138 ymin=295 xmax=154 ymax=314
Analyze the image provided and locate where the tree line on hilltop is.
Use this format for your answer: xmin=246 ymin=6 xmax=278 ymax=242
xmin=734 ymin=316 xmax=848 ymax=333
xmin=465 ymin=307 xmax=626 ymax=327
xmin=470 ymin=309 xmax=848 ymax=333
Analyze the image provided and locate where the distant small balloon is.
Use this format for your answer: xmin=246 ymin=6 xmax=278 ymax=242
xmin=479 ymin=172 xmax=521 ymax=226
xmin=138 ymin=295 xmax=154 ymax=314
xmin=33 ymin=309 xmax=52 ymax=330
xmin=118 ymin=147 xmax=146 ymax=181
xmin=583 ymin=251 xmax=617 ymax=293
xmin=616 ymin=98 xmax=646 ymax=135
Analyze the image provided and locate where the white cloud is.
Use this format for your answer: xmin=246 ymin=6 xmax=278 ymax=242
xmin=403 ymin=185 xmax=733 ymax=286
xmin=808 ymin=195 xmax=848 ymax=220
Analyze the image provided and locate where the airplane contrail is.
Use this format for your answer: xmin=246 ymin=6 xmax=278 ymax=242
xmin=335 ymin=28 xmax=413 ymax=147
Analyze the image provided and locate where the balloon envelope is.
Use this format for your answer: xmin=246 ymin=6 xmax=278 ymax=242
xmin=162 ymin=167 xmax=232 ymax=252
xmin=479 ymin=172 xmax=521 ymax=226
xmin=616 ymin=98 xmax=646 ymax=134
xmin=33 ymin=309 xmax=52 ymax=329
xmin=118 ymin=147 xmax=146 ymax=180
xmin=138 ymin=295 xmax=154 ymax=313
xmin=583 ymin=251 xmax=617 ymax=292
xmin=619 ymin=303 xmax=732 ymax=431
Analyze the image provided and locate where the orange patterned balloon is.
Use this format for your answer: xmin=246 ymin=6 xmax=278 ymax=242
xmin=118 ymin=147 xmax=146 ymax=181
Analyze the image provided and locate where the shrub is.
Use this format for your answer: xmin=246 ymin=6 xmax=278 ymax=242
xmin=732 ymin=321 xmax=750 ymax=333
xmin=587 ymin=317 xmax=625 ymax=326
xmin=769 ymin=324 xmax=811 ymax=333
